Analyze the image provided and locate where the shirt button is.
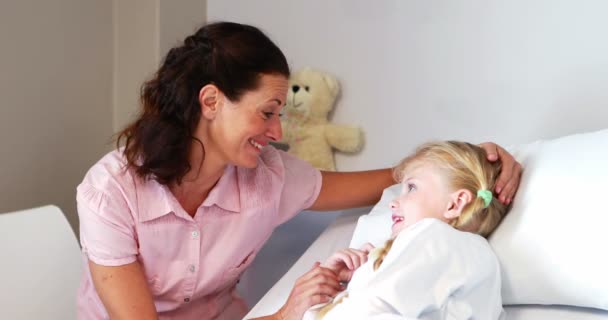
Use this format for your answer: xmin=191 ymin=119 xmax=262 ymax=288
xmin=184 ymin=297 xmax=190 ymax=303
xmin=191 ymin=231 xmax=199 ymax=238
xmin=189 ymin=265 xmax=196 ymax=273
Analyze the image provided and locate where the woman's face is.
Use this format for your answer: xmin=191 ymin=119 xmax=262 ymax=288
xmin=389 ymin=164 xmax=451 ymax=237
xmin=208 ymin=73 xmax=288 ymax=168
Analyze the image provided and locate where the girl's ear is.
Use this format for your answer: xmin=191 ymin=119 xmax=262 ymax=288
xmin=444 ymin=189 xmax=473 ymax=220
xmin=199 ymin=84 xmax=222 ymax=120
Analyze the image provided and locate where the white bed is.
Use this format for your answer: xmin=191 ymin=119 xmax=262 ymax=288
xmin=245 ymin=129 xmax=608 ymax=320
xmin=245 ymin=210 xmax=608 ymax=320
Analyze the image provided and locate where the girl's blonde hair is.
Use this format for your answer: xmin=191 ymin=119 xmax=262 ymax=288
xmin=317 ymin=141 xmax=508 ymax=319
xmin=393 ymin=141 xmax=507 ymax=237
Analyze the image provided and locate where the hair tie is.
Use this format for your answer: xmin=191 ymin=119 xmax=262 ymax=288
xmin=477 ymin=189 xmax=493 ymax=208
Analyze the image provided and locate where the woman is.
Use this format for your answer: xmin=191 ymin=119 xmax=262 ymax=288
xmin=76 ymin=22 xmax=521 ymax=320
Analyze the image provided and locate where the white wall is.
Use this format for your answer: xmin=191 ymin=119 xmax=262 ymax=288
xmin=209 ymin=0 xmax=608 ymax=307
xmin=0 ymin=0 xmax=114 ymax=230
xmin=209 ymin=0 xmax=608 ymax=172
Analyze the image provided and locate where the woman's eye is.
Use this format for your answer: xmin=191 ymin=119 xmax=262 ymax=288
xmin=263 ymin=112 xmax=277 ymax=119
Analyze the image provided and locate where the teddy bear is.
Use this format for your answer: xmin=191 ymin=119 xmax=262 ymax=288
xmin=280 ymin=67 xmax=364 ymax=171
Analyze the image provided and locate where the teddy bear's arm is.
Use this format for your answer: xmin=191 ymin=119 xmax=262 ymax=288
xmin=324 ymin=125 xmax=364 ymax=153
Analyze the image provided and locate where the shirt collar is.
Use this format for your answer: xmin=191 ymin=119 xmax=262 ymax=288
xmin=201 ymin=164 xmax=241 ymax=213
xmin=136 ymin=178 xmax=175 ymax=222
xmin=137 ymin=165 xmax=241 ymax=223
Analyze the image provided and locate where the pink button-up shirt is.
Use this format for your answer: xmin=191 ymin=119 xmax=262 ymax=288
xmin=76 ymin=147 xmax=322 ymax=319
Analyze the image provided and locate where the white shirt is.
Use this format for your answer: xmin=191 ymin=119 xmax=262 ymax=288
xmin=304 ymin=219 xmax=505 ymax=320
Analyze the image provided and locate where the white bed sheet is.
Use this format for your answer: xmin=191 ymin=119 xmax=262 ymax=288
xmin=244 ymin=209 xmax=608 ymax=320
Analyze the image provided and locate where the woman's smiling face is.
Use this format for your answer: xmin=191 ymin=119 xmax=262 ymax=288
xmin=206 ymin=73 xmax=288 ymax=168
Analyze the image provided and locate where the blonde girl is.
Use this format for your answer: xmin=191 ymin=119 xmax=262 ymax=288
xmin=307 ymin=141 xmax=509 ymax=320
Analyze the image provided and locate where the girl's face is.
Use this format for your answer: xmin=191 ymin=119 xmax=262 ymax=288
xmin=207 ymin=73 xmax=288 ymax=168
xmin=389 ymin=164 xmax=452 ymax=237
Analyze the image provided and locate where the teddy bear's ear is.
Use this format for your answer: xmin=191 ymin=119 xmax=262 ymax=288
xmin=322 ymin=73 xmax=340 ymax=98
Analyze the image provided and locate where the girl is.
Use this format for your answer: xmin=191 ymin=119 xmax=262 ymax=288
xmin=305 ymin=141 xmax=509 ymax=320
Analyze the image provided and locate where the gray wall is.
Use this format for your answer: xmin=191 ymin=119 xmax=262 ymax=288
xmin=0 ymin=0 xmax=114 ymax=231
xmin=114 ymin=0 xmax=207 ymax=132
xmin=0 ymin=0 xmax=207 ymax=234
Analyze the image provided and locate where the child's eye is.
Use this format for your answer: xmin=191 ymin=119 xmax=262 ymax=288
xmin=407 ymin=183 xmax=416 ymax=192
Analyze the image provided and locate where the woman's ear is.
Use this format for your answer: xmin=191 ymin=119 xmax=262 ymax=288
xmin=444 ymin=189 xmax=473 ymax=220
xmin=199 ymin=84 xmax=221 ymax=120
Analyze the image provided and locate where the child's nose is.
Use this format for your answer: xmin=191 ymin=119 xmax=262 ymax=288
xmin=389 ymin=200 xmax=398 ymax=210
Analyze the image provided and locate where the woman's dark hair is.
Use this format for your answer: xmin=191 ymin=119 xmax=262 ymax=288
xmin=117 ymin=21 xmax=290 ymax=185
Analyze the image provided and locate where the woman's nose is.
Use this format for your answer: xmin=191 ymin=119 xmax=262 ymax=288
xmin=266 ymin=118 xmax=283 ymax=142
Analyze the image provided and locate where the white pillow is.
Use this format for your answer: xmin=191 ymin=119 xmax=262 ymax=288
xmin=349 ymin=128 xmax=608 ymax=310
xmin=349 ymin=184 xmax=398 ymax=249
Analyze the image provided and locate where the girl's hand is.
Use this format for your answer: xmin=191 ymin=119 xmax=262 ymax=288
xmin=277 ymin=262 xmax=343 ymax=320
xmin=322 ymin=243 xmax=374 ymax=282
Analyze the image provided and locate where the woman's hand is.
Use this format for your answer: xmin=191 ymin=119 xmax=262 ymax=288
xmin=479 ymin=142 xmax=523 ymax=205
xmin=276 ymin=262 xmax=344 ymax=320
xmin=322 ymin=243 xmax=374 ymax=282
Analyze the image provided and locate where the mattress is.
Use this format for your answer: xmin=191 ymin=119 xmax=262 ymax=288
xmin=244 ymin=209 xmax=608 ymax=319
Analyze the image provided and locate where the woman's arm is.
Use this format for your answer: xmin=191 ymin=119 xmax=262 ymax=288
xmin=309 ymin=169 xmax=394 ymax=211
xmin=89 ymin=260 xmax=158 ymax=320
xmin=309 ymin=142 xmax=522 ymax=211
